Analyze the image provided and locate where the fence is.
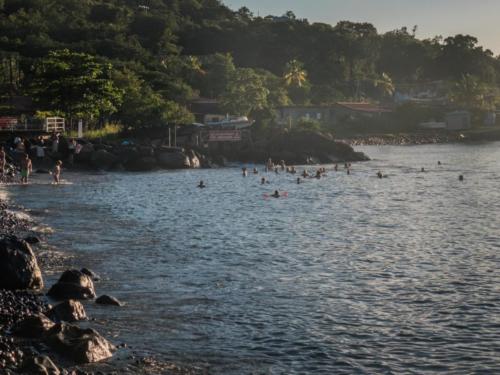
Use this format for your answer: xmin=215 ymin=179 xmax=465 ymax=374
xmin=0 ymin=116 xmax=65 ymax=132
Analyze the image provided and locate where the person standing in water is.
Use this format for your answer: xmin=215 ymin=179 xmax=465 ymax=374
xmin=52 ymin=160 xmax=62 ymax=184
xmin=197 ymin=180 xmax=206 ymax=188
xmin=242 ymin=167 xmax=248 ymax=177
xmin=20 ymin=153 xmax=32 ymax=184
xmin=0 ymin=146 xmax=5 ymax=179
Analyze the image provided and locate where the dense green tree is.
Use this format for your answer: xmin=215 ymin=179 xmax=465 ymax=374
xmin=220 ymin=68 xmax=269 ymax=116
xmin=30 ymin=49 xmax=122 ymax=123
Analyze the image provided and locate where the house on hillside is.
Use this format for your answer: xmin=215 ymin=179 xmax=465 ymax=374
xmin=275 ymin=102 xmax=392 ymax=127
xmin=189 ymin=98 xmax=225 ymax=125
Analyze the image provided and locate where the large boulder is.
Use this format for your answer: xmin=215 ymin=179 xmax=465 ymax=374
xmin=90 ymin=149 xmax=118 ymax=170
xmin=74 ymin=143 xmax=94 ymax=163
xmin=21 ymin=355 xmax=60 ymax=375
xmin=47 ymin=269 xmax=96 ymax=300
xmin=45 ymin=323 xmax=115 ymax=363
xmin=95 ymin=295 xmax=122 ymax=307
xmin=47 ymin=300 xmax=87 ymax=322
xmin=125 ymin=157 xmax=157 ymax=171
xmin=13 ymin=313 xmax=55 ymax=338
xmin=156 ymin=151 xmax=191 ymax=169
xmin=0 ymin=236 xmax=43 ymax=290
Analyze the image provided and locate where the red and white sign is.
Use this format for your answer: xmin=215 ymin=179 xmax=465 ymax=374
xmin=208 ymin=130 xmax=242 ymax=142
xmin=0 ymin=117 xmax=17 ymax=129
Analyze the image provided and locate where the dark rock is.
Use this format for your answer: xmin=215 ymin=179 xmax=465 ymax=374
xmin=0 ymin=236 xmax=44 ymax=290
xmin=13 ymin=314 xmax=55 ymax=338
xmin=156 ymin=151 xmax=191 ymax=169
xmin=80 ymin=268 xmax=100 ymax=281
xmin=95 ymin=295 xmax=122 ymax=307
xmin=125 ymin=157 xmax=157 ymax=171
xmin=45 ymin=323 xmax=115 ymax=363
xmin=24 ymin=236 xmax=41 ymax=244
xmin=90 ymin=150 xmax=118 ymax=170
xmin=47 ymin=270 xmax=96 ymax=300
xmin=21 ymin=355 xmax=60 ymax=375
xmin=47 ymin=300 xmax=87 ymax=323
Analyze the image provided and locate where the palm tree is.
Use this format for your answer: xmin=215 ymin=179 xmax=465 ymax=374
xmin=374 ymin=72 xmax=395 ymax=97
xmin=283 ymin=59 xmax=308 ymax=87
xmin=450 ymin=74 xmax=488 ymax=110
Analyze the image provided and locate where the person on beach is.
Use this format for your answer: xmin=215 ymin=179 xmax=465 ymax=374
xmin=52 ymin=160 xmax=62 ymax=184
xmin=198 ymin=180 xmax=206 ymax=188
xmin=0 ymin=147 xmax=5 ymax=178
xmin=20 ymin=153 xmax=32 ymax=184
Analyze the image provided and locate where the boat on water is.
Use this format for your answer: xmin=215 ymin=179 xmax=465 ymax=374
xmin=205 ymin=116 xmax=254 ymax=129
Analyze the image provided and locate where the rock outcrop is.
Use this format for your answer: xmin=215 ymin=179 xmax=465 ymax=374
xmin=47 ymin=300 xmax=87 ymax=323
xmin=95 ymin=295 xmax=122 ymax=307
xmin=47 ymin=269 xmax=96 ymax=300
xmin=45 ymin=323 xmax=115 ymax=363
xmin=0 ymin=236 xmax=44 ymax=290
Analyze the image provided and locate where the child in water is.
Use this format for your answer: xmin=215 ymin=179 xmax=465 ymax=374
xmin=52 ymin=160 xmax=62 ymax=184
xmin=20 ymin=153 xmax=32 ymax=184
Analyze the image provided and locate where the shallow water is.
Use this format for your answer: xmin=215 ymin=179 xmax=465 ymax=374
xmin=5 ymin=143 xmax=500 ymax=374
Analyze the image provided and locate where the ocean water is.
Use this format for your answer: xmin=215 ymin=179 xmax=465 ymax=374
xmin=4 ymin=143 xmax=500 ymax=374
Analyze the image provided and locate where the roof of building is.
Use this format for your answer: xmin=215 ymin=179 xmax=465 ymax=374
xmin=189 ymin=98 xmax=222 ymax=115
xmin=336 ymin=102 xmax=392 ymax=113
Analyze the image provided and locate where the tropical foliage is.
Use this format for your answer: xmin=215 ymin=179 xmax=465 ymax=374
xmin=0 ymin=0 xmax=499 ymax=130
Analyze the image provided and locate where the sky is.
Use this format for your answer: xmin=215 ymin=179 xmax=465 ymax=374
xmin=223 ymin=0 xmax=500 ymax=54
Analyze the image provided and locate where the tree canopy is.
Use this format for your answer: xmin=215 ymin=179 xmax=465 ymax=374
xmin=0 ymin=0 xmax=499 ymax=128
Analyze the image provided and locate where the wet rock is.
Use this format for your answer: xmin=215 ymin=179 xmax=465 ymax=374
xmin=80 ymin=268 xmax=100 ymax=281
xmin=13 ymin=314 xmax=55 ymax=338
xmin=47 ymin=270 xmax=96 ymax=300
xmin=47 ymin=300 xmax=87 ymax=323
xmin=21 ymin=355 xmax=60 ymax=375
xmin=156 ymin=150 xmax=191 ymax=169
xmin=24 ymin=235 xmax=41 ymax=245
xmin=95 ymin=295 xmax=122 ymax=307
xmin=46 ymin=323 xmax=115 ymax=363
xmin=0 ymin=236 xmax=44 ymax=290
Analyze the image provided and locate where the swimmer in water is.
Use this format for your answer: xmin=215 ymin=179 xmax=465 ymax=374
xmin=302 ymin=170 xmax=309 ymax=178
xmin=459 ymin=175 xmax=464 ymax=181
xmin=347 ymin=169 xmax=350 ymax=175
xmin=198 ymin=180 xmax=206 ymax=188
xmin=242 ymin=167 xmax=248 ymax=177
xmin=421 ymin=167 xmax=425 ymax=172
xmin=377 ymin=171 xmax=383 ymax=179
xmin=261 ymin=177 xmax=266 ymax=185
xmin=253 ymin=168 xmax=258 ymax=174
xmin=315 ymin=170 xmax=321 ymax=179
xmin=271 ymin=190 xmax=280 ymax=198
xmin=297 ymin=177 xmax=301 ymax=184
xmin=334 ymin=164 xmax=338 ymax=171
xmin=275 ymin=167 xmax=279 ymax=175
xmin=438 ymin=161 xmax=442 ymax=166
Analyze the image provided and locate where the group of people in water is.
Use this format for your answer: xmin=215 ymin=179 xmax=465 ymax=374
xmin=197 ymin=158 xmax=465 ymax=195
xmin=0 ymin=133 xmax=68 ymax=185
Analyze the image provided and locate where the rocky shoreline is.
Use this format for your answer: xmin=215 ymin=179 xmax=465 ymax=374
xmin=0 ymin=197 xmax=198 ymax=374
xmin=338 ymin=132 xmax=464 ymax=146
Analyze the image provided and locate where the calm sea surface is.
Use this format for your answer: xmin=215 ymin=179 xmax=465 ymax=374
xmin=5 ymin=143 xmax=500 ymax=374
